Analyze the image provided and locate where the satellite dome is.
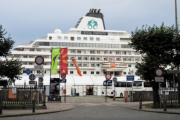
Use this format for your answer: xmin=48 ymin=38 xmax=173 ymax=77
xmin=54 ymin=29 xmax=62 ymax=34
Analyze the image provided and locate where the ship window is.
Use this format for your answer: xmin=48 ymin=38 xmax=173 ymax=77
xmin=90 ymin=51 xmax=95 ymax=54
xmin=53 ymin=42 xmax=57 ymax=46
xmin=96 ymin=71 xmax=100 ymax=74
xmin=77 ymin=50 xmax=81 ymax=54
xmin=49 ymin=36 xmax=52 ymax=40
xmin=90 ymin=43 xmax=93 ymax=47
xmin=123 ymin=58 xmax=127 ymax=61
xmin=23 ymin=56 xmax=28 ymax=58
xmin=91 ymin=71 xmax=94 ymax=74
xmin=23 ymin=70 xmax=26 ymax=73
xmin=96 ymin=58 xmax=100 ymax=60
xmin=116 ymin=58 xmax=120 ymax=61
xmin=96 ymin=37 xmax=100 ymax=41
xmin=83 ymin=64 xmax=88 ymax=67
xmin=109 ymin=58 xmax=112 ymax=61
xmin=30 ymin=49 xmax=34 ymax=51
xmin=128 ymin=65 xmax=131 ymax=67
xmin=116 ymin=51 xmax=119 ymax=54
xmin=104 ymin=58 xmax=108 ymax=61
xmin=70 ymin=71 xmax=73 ymax=74
xmin=29 ymin=62 xmax=33 ymax=65
xmin=78 ymin=57 xmax=82 ymax=60
xmin=123 ymin=72 xmax=126 ymax=75
xmin=106 ymin=44 xmax=108 ymax=48
xmin=64 ymin=36 xmax=68 ymax=40
xmin=57 ymin=36 xmax=61 ymax=39
xmin=71 ymin=37 xmax=74 ymax=41
xmin=78 ymin=64 xmax=82 ymax=67
xmin=90 ymin=37 xmax=94 ymax=41
xmin=109 ymin=44 xmax=112 ymax=48
xmin=96 ymin=64 xmax=100 ymax=67
xmin=110 ymin=51 xmax=112 ymax=54
xmin=83 ymin=37 xmax=87 ymax=40
xmin=23 ymin=62 xmax=27 ymax=65
xmin=77 ymin=37 xmax=81 ymax=40
xmin=103 ymin=44 xmax=105 ymax=48
xmin=91 ymin=64 xmax=95 ymax=67
xmin=37 ymin=49 xmax=41 ymax=51
xmin=83 ymin=71 xmax=87 ymax=74
xmin=97 ymin=51 xmax=100 ymax=54
xmin=83 ymin=43 xmax=86 ymax=47
xmin=80 ymin=43 xmax=83 ymax=47
xmin=104 ymin=72 xmax=107 ymax=74
xmin=93 ymin=43 xmax=96 ymax=47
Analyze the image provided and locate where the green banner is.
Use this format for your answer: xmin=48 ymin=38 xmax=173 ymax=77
xmin=51 ymin=48 xmax=60 ymax=74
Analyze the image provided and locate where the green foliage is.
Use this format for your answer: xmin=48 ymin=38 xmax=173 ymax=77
xmin=0 ymin=24 xmax=23 ymax=83
xmin=0 ymin=57 xmax=24 ymax=81
xmin=129 ymin=23 xmax=179 ymax=83
xmin=0 ymin=25 xmax=15 ymax=57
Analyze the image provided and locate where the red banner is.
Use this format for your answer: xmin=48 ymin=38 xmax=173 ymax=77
xmin=60 ymin=48 xmax=68 ymax=75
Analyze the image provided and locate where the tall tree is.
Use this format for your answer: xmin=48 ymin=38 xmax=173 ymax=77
xmin=0 ymin=24 xmax=23 ymax=85
xmin=129 ymin=23 xmax=177 ymax=106
xmin=0 ymin=25 xmax=14 ymax=57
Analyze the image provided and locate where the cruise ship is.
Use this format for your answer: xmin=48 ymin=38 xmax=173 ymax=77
xmin=10 ymin=9 xmax=142 ymax=96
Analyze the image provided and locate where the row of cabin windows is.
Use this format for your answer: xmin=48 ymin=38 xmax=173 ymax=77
xmin=49 ymin=36 xmax=100 ymax=41
xmin=70 ymin=71 xmax=100 ymax=74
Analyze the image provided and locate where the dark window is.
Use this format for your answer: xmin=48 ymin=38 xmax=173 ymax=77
xmin=70 ymin=71 xmax=73 ymax=74
xmin=91 ymin=71 xmax=94 ymax=74
xmin=23 ymin=70 xmax=26 ymax=73
xmin=133 ymin=81 xmax=142 ymax=86
xmin=110 ymin=72 xmax=113 ymax=75
xmin=123 ymin=72 xmax=126 ymax=75
xmin=96 ymin=71 xmax=100 ymax=74
xmin=115 ymin=82 xmax=126 ymax=87
xmin=49 ymin=36 xmax=52 ymax=40
xmin=127 ymin=82 xmax=132 ymax=87
xmin=104 ymin=72 xmax=107 ymax=74
xmin=83 ymin=71 xmax=87 ymax=74
xmin=71 ymin=37 xmax=74 ymax=41
xmin=128 ymin=65 xmax=131 ymax=67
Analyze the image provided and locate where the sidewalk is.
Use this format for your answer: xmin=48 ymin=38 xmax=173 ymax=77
xmin=118 ymin=101 xmax=180 ymax=115
xmin=0 ymin=103 xmax=74 ymax=118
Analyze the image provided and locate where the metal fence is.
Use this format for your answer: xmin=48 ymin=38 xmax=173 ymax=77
xmin=0 ymin=86 xmax=46 ymax=108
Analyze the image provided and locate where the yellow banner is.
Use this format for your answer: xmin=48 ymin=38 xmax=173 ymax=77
xmin=51 ymin=48 xmax=60 ymax=74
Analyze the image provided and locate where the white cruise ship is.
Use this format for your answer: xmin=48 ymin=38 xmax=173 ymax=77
xmin=10 ymin=9 xmax=142 ymax=96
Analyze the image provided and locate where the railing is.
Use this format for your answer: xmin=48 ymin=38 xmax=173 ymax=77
xmin=0 ymin=86 xmax=46 ymax=109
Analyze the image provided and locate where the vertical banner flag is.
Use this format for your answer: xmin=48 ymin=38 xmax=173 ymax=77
xmin=60 ymin=48 xmax=68 ymax=75
xmin=51 ymin=48 xmax=60 ymax=74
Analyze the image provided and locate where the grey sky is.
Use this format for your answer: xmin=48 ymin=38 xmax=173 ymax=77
xmin=0 ymin=0 xmax=180 ymax=47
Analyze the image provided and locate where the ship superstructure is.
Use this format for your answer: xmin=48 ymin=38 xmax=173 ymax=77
xmin=12 ymin=9 xmax=142 ymax=78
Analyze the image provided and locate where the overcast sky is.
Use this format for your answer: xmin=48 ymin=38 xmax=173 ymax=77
xmin=1 ymin=0 xmax=180 ymax=48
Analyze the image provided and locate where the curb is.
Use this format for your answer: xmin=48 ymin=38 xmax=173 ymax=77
xmin=0 ymin=107 xmax=74 ymax=118
xmin=120 ymin=106 xmax=180 ymax=115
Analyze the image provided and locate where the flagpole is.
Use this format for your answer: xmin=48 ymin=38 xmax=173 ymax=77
xmin=50 ymin=47 xmax=53 ymax=96
xmin=59 ymin=48 xmax=61 ymax=102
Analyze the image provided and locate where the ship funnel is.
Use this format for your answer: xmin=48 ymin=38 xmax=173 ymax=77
xmin=89 ymin=9 xmax=92 ymax=13
xmin=98 ymin=9 xmax=101 ymax=13
xmin=92 ymin=9 xmax=94 ymax=13
xmin=94 ymin=9 xmax=97 ymax=13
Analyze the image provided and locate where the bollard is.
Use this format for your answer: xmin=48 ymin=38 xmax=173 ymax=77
xmin=164 ymin=100 xmax=166 ymax=111
xmin=0 ymin=98 xmax=2 ymax=114
xmin=32 ymin=100 xmax=35 ymax=113
xmin=139 ymin=99 xmax=142 ymax=109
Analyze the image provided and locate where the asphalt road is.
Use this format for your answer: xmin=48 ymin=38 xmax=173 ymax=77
xmin=2 ymin=104 xmax=180 ymax=120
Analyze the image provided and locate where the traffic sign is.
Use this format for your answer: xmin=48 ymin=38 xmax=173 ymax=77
xmin=155 ymin=68 xmax=163 ymax=77
xmin=165 ymin=89 xmax=169 ymax=95
xmin=167 ymin=70 xmax=180 ymax=74
xmin=29 ymin=81 xmax=36 ymax=84
xmin=61 ymin=74 xmax=66 ymax=79
xmin=26 ymin=69 xmax=31 ymax=75
xmin=155 ymin=77 xmax=164 ymax=82
xmin=35 ymin=56 xmax=44 ymax=65
xmin=105 ymin=80 xmax=112 ymax=83
xmin=105 ymin=73 xmax=112 ymax=80
xmin=36 ymin=73 xmax=43 ymax=78
xmin=60 ymin=79 xmax=66 ymax=83
xmin=127 ymin=75 xmax=134 ymax=81
xmin=34 ymin=65 xmax=44 ymax=71
xmin=38 ymin=77 xmax=43 ymax=82
xmin=29 ymin=74 xmax=36 ymax=81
